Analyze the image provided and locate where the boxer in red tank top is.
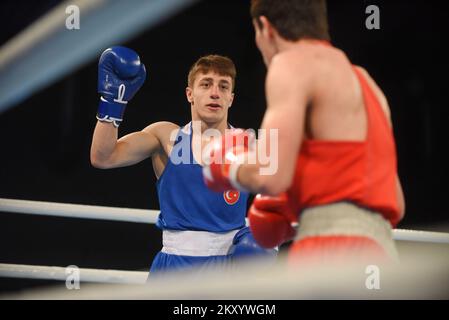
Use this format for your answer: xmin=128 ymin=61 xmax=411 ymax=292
xmin=202 ymin=0 xmax=405 ymax=265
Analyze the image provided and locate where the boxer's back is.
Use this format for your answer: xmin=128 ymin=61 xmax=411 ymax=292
xmin=283 ymin=41 xmax=401 ymax=224
xmin=288 ymin=41 xmax=387 ymax=142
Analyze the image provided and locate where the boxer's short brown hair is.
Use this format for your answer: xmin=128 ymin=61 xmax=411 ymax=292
xmin=251 ymin=0 xmax=330 ymax=41
xmin=188 ymin=55 xmax=236 ymax=90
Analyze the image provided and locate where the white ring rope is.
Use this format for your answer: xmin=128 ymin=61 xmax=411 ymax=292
xmin=392 ymin=229 xmax=449 ymax=244
xmin=0 ymin=198 xmax=158 ymax=224
xmin=0 ymin=263 xmax=147 ymax=284
xmin=1 ymin=197 xmax=449 ymax=244
xmin=0 ymin=198 xmax=448 ymax=289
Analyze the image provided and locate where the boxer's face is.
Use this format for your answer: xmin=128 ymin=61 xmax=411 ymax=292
xmin=186 ymin=71 xmax=234 ymax=124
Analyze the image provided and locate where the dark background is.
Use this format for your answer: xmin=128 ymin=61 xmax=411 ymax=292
xmin=1 ymin=0 xmax=448 ymax=292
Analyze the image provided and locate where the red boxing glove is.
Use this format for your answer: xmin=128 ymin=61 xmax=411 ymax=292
xmin=202 ymin=129 xmax=254 ymax=192
xmin=248 ymin=193 xmax=298 ymax=249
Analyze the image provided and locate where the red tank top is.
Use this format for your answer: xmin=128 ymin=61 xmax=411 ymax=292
xmin=287 ymin=67 xmax=401 ymax=226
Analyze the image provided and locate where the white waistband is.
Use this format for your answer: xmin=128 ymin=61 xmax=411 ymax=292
xmin=296 ymin=202 xmax=399 ymax=260
xmin=161 ymin=229 xmax=239 ymax=257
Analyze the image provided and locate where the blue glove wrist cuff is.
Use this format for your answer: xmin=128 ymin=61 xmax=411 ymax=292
xmin=97 ymin=97 xmax=126 ymax=127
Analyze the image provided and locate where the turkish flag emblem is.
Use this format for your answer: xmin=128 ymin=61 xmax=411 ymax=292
xmin=223 ymin=190 xmax=240 ymax=205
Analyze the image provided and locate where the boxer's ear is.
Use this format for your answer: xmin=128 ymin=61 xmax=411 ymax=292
xmin=259 ymin=16 xmax=275 ymax=40
xmin=186 ymin=87 xmax=194 ymax=104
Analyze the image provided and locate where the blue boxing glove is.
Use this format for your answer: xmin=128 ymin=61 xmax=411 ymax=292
xmin=228 ymin=227 xmax=278 ymax=261
xmin=97 ymin=46 xmax=146 ymax=127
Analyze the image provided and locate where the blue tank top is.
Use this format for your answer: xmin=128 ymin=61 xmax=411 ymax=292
xmin=156 ymin=123 xmax=249 ymax=232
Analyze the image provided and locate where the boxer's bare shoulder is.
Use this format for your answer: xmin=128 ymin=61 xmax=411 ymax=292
xmin=142 ymin=121 xmax=180 ymax=152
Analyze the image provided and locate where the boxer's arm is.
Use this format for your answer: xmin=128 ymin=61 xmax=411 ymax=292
xmin=237 ymin=54 xmax=310 ymax=195
xmin=90 ymin=121 xmax=174 ymax=169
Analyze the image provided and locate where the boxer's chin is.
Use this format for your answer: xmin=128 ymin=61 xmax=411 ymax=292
xmin=199 ymin=108 xmax=225 ymax=124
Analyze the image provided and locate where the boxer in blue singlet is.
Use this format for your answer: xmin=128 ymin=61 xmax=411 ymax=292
xmin=90 ymin=48 xmax=276 ymax=275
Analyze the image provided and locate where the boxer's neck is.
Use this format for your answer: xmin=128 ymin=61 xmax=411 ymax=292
xmin=197 ymin=119 xmax=229 ymax=135
xmin=273 ymin=35 xmax=330 ymax=53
